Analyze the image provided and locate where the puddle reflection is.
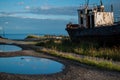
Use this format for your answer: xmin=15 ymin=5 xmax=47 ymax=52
xmin=0 ymin=56 xmax=64 ymax=74
xmin=0 ymin=44 xmax=22 ymax=52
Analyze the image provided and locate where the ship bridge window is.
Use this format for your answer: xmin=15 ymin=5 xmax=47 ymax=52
xmin=80 ymin=11 xmax=83 ymax=24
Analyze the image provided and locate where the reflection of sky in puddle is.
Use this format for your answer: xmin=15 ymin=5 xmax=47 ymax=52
xmin=0 ymin=56 xmax=64 ymax=74
xmin=0 ymin=45 xmax=22 ymax=52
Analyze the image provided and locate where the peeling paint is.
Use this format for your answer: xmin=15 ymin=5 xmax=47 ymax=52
xmin=95 ymin=12 xmax=114 ymax=27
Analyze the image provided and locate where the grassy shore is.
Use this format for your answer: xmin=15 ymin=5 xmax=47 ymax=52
xmin=36 ymin=38 xmax=120 ymax=61
xmin=39 ymin=48 xmax=120 ymax=72
xmin=32 ymin=35 xmax=120 ymax=71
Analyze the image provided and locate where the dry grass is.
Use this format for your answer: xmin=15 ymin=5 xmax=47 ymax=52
xmin=36 ymin=39 xmax=120 ymax=61
xmin=39 ymin=48 xmax=120 ymax=72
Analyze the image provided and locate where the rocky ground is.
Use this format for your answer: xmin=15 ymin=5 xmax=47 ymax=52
xmin=0 ymin=38 xmax=120 ymax=80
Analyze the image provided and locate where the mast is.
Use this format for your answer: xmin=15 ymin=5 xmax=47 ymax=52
xmin=85 ymin=0 xmax=89 ymax=9
xmin=100 ymin=0 xmax=103 ymax=5
xmin=86 ymin=0 xmax=89 ymax=7
xmin=85 ymin=0 xmax=89 ymax=14
xmin=111 ymin=4 xmax=113 ymax=12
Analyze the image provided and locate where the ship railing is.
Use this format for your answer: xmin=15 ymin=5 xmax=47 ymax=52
xmin=79 ymin=4 xmax=119 ymax=12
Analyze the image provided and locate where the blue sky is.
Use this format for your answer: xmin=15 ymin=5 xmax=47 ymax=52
xmin=0 ymin=0 xmax=116 ymax=19
xmin=0 ymin=0 xmax=120 ymax=36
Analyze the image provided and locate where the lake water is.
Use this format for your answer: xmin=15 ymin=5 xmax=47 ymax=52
xmin=4 ymin=34 xmax=28 ymax=40
xmin=0 ymin=44 xmax=22 ymax=52
xmin=0 ymin=33 xmax=67 ymax=40
xmin=0 ymin=56 xmax=64 ymax=74
xmin=0 ymin=34 xmax=39 ymax=40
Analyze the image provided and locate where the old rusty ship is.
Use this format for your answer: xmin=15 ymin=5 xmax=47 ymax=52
xmin=66 ymin=0 xmax=120 ymax=44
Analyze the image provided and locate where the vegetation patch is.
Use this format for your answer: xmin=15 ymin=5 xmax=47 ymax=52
xmin=26 ymin=35 xmax=40 ymax=39
xmin=39 ymin=48 xmax=120 ymax=72
xmin=36 ymin=39 xmax=120 ymax=61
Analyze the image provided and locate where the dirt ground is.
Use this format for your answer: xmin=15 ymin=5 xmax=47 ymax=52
xmin=0 ymin=38 xmax=120 ymax=80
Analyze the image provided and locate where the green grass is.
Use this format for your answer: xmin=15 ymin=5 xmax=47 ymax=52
xmin=36 ymin=39 xmax=120 ymax=61
xmin=39 ymin=48 xmax=120 ymax=72
xmin=35 ymin=38 xmax=120 ymax=71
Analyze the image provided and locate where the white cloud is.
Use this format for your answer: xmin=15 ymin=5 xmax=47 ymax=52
xmin=25 ymin=6 xmax=30 ymax=10
xmin=18 ymin=2 xmax=24 ymax=5
xmin=29 ymin=6 xmax=78 ymax=16
xmin=40 ymin=5 xmax=51 ymax=10
xmin=0 ymin=27 xmax=3 ymax=30
xmin=0 ymin=6 xmax=78 ymax=20
xmin=5 ymin=22 xmax=9 ymax=24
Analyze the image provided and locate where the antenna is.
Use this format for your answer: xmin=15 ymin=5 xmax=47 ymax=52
xmin=111 ymin=4 xmax=113 ymax=12
xmin=87 ymin=0 xmax=89 ymax=6
xmin=84 ymin=0 xmax=89 ymax=14
xmin=100 ymin=0 xmax=103 ymax=5
xmin=85 ymin=0 xmax=89 ymax=8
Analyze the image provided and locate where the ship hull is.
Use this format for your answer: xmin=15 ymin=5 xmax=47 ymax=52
xmin=66 ymin=24 xmax=120 ymax=45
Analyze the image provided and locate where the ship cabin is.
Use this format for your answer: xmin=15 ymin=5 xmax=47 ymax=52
xmin=66 ymin=1 xmax=114 ymax=29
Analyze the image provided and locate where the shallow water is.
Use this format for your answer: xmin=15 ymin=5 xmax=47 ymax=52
xmin=0 ymin=56 xmax=64 ymax=74
xmin=0 ymin=44 xmax=22 ymax=52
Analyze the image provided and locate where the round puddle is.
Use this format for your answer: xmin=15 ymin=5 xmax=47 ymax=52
xmin=0 ymin=44 xmax=22 ymax=52
xmin=0 ymin=56 xmax=64 ymax=74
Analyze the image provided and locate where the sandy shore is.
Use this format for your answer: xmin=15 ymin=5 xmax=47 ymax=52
xmin=0 ymin=38 xmax=120 ymax=80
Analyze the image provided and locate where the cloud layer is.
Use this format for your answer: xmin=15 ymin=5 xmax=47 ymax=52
xmin=0 ymin=16 xmax=70 ymax=35
xmin=28 ymin=6 xmax=78 ymax=16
